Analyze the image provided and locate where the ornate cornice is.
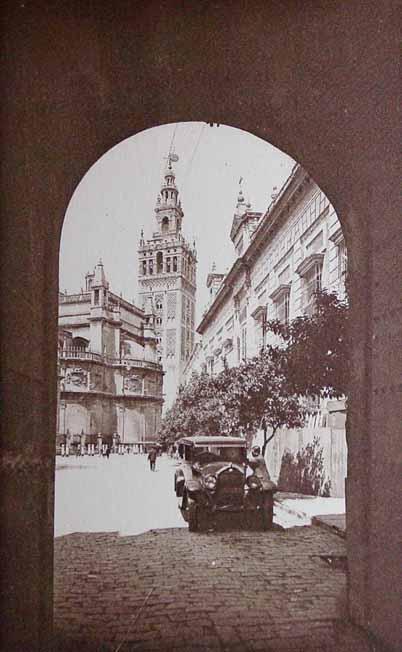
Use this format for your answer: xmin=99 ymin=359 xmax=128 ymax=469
xmin=295 ymin=253 xmax=325 ymax=277
xmin=269 ymin=283 xmax=292 ymax=302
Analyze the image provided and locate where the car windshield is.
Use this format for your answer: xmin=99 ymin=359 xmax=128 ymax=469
xmin=208 ymin=446 xmax=245 ymax=464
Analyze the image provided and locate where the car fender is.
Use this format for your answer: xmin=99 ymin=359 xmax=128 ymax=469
xmin=174 ymin=470 xmax=185 ymax=496
xmin=185 ymin=479 xmax=201 ymax=496
xmin=261 ymin=480 xmax=277 ymax=493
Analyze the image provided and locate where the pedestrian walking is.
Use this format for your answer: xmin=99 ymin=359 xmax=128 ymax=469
xmin=147 ymin=448 xmax=157 ymax=471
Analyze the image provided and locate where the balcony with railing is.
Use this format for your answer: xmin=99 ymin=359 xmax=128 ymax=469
xmin=59 ymin=348 xmax=162 ymax=372
xmin=59 ymin=348 xmax=103 ymax=362
xmin=59 ymin=292 xmax=91 ymax=304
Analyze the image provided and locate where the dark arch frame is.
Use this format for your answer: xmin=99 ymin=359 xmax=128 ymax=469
xmin=1 ymin=3 xmax=400 ymax=651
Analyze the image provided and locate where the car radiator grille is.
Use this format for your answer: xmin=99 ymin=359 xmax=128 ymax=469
xmin=215 ymin=469 xmax=244 ymax=507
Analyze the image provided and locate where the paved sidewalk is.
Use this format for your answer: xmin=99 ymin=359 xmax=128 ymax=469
xmin=312 ymin=514 xmax=346 ymax=537
xmin=54 ymin=526 xmax=379 ymax=652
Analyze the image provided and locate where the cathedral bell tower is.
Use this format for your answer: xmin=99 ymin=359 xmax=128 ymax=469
xmin=137 ymin=153 xmax=197 ymax=409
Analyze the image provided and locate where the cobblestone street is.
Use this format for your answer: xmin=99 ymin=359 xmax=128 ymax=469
xmin=54 ymin=525 xmax=378 ymax=652
xmin=53 ymin=455 xmax=376 ymax=651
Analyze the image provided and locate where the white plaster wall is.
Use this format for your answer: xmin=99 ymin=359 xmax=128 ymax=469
xmin=260 ymin=426 xmax=347 ymax=498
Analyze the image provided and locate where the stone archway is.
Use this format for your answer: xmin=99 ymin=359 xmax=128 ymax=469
xmin=1 ymin=2 xmax=400 ymax=651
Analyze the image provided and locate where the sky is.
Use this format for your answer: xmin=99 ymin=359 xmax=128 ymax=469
xmin=59 ymin=122 xmax=295 ymax=323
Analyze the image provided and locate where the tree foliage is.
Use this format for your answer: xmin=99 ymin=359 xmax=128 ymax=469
xmin=158 ymin=352 xmax=305 ymax=453
xmin=159 ymin=290 xmax=349 ymax=452
xmin=266 ymin=289 xmax=349 ymax=400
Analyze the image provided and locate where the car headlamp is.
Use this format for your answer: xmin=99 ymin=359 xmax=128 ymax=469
xmin=247 ymin=474 xmax=262 ymax=490
xmin=204 ymin=474 xmax=217 ymax=491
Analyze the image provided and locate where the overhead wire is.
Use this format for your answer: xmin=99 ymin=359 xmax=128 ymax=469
xmin=179 ymin=122 xmax=207 ymax=249
xmin=169 ymin=122 xmax=179 ymax=155
xmin=182 ymin=122 xmax=206 ymax=184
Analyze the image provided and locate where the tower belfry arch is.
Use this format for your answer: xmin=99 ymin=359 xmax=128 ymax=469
xmin=138 ymin=153 xmax=197 ymax=408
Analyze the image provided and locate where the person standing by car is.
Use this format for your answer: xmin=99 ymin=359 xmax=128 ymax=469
xmin=248 ymin=446 xmax=276 ymax=489
xmin=147 ymin=447 xmax=157 ymax=471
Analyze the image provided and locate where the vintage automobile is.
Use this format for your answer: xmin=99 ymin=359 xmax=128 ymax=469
xmin=174 ymin=435 xmax=276 ymax=532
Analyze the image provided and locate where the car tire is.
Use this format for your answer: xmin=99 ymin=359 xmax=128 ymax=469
xmin=197 ymin=508 xmax=212 ymax=532
xmin=175 ymin=475 xmax=184 ymax=497
xmin=261 ymin=494 xmax=274 ymax=531
xmin=188 ymin=500 xmax=198 ymax=532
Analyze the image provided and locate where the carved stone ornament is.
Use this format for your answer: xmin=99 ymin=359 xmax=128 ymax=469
xmin=89 ymin=369 xmax=103 ymax=391
xmin=124 ymin=373 xmax=142 ymax=394
xmin=65 ymin=367 xmax=88 ymax=387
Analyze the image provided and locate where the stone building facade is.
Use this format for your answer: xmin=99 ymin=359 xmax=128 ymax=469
xmin=58 ymin=260 xmax=163 ymax=452
xmin=185 ymin=165 xmax=348 ymax=495
xmin=138 ymin=154 xmax=197 ymax=409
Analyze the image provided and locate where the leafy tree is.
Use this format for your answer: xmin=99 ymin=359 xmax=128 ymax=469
xmin=266 ymin=289 xmax=349 ymax=400
xmin=158 ymin=371 xmax=227 ymax=444
xmin=159 ymin=291 xmax=348 ymax=458
xmin=159 ymin=351 xmax=306 ymax=456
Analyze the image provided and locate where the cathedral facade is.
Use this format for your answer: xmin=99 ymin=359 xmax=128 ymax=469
xmin=57 ymin=261 xmax=163 ymax=453
xmin=138 ymin=154 xmax=197 ymax=408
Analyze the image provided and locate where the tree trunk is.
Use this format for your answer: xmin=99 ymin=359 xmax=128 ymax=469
xmin=262 ymin=427 xmax=277 ymax=457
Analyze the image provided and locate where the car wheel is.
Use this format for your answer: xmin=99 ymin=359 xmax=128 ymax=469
xmin=188 ymin=500 xmax=198 ymax=532
xmin=197 ymin=508 xmax=213 ymax=532
xmin=261 ymin=495 xmax=274 ymax=531
xmin=246 ymin=510 xmax=261 ymax=531
xmin=175 ymin=475 xmax=184 ymax=497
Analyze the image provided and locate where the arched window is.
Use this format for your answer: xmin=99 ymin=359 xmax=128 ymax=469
xmin=73 ymin=336 xmax=89 ymax=351
xmin=142 ymin=260 xmax=147 ymax=275
xmin=173 ymin=256 xmax=177 ymax=272
xmin=162 ymin=216 xmax=169 ymax=234
xmin=149 ymin=259 xmax=153 ymax=275
xmin=166 ymin=257 xmax=171 ymax=273
xmin=156 ymin=251 xmax=163 ymax=273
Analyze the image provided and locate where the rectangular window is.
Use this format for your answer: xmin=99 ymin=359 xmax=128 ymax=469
xmin=94 ymin=289 xmax=99 ymax=305
xmin=302 ymin=263 xmax=322 ymax=314
xmin=241 ymin=327 xmax=247 ymax=360
xmin=239 ymin=304 xmax=247 ymax=324
xmin=276 ymin=293 xmax=290 ymax=324
xmin=338 ymin=240 xmax=347 ymax=280
xmin=256 ymin=319 xmax=265 ymax=352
